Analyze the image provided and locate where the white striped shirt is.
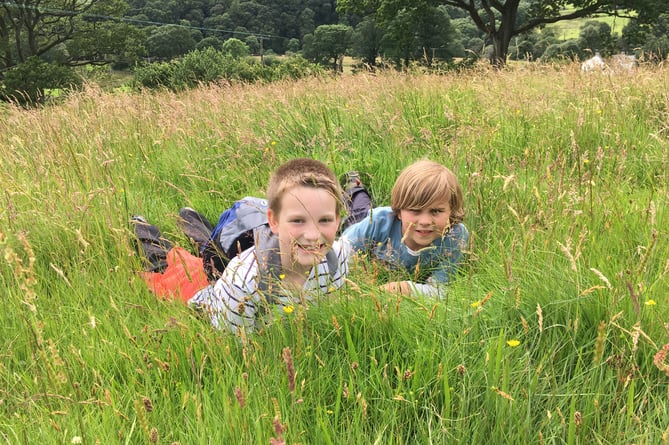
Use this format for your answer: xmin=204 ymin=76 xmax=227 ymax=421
xmin=188 ymin=239 xmax=351 ymax=334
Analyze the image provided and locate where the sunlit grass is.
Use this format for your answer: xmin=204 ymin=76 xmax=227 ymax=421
xmin=1 ymin=64 xmax=668 ymax=443
xmin=544 ymin=9 xmax=632 ymax=41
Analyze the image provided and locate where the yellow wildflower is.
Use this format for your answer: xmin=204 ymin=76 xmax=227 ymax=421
xmin=470 ymin=300 xmax=481 ymax=308
xmin=644 ymin=300 xmax=656 ymax=306
xmin=283 ymin=306 xmax=294 ymax=314
xmin=506 ymin=339 xmax=521 ymax=347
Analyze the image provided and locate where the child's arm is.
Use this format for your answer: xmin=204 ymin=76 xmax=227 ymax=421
xmin=217 ymin=283 xmax=259 ymax=335
xmin=381 ymin=279 xmax=444 ymax=297
xmin=342 ymin=207 xmax=395 ymax=252
xmin=188 ymin=251 xmax=260 ymax=333
xmin=341 ymin=215 xmax=372 ymax=251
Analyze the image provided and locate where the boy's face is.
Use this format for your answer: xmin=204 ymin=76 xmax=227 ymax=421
xmin=267 ymin=185 xmax=340 ymax=276
xmin=397 ymin=199 xmax=452 ymax=251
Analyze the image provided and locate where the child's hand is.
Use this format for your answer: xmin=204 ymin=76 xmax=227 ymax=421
xmin=380 ymin=281 xmax=412 ymax=295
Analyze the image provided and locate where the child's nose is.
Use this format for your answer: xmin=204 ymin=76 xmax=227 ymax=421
xmin=416 ymin=211 xmax=432 ymax=225
xmin=303 ymin=221 xmax=321 ymax=240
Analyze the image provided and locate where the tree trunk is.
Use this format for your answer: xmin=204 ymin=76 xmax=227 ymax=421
xmin=490 ymin=36 xmax=507 ymax=68
xmin=488 ymin=4 xmax=518 ymax=69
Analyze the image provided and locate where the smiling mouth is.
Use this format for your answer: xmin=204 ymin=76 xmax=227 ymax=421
xmin=297 ymin=244 xmax=325 ymax=254
xmin=415 ymin=229 xmax=433 ymax=236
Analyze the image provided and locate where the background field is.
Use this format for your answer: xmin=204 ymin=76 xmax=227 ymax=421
xmin=1 ymin=64 xmax=668 ymax=444
xmin=545 ymin=13 xmax=631 ymax=41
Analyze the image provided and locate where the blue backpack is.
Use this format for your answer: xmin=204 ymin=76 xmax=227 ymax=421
xmin=200 ymin=197 xmax=268 ymax=280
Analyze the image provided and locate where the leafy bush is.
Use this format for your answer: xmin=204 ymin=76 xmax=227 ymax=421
xmin=171 ymin=48 xmax=228 ymax=90
xmin=133 ymin=61 xmax=175 ymax=89
xmin=0 ymin=57 xmax=82 ymax=105
xmin=542 ymin=40 xmax=582 ymax=61
xmin=221 ymin=38 xmax=250 ymax=59
xmin=132 ymin=50 xmax=322 ymax=91
xmin=270 ymin=55 xmax=324 ymax=80
xmin=195 ymin=36 xmax=224 ymax=51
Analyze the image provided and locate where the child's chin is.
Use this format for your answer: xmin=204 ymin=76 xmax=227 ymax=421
xmin=410 ymin=237 xmax=436 ymax=249
xmin=295 ymin=250 xmax=325 ymax=265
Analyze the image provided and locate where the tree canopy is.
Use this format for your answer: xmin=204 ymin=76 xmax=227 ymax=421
xmin=2 ymin=0 xmax=669 ymax=103
xmin=0 ymin=0 xmax=142 ymax=72
xmin=337 ymin=0 xmax=669 ymax=66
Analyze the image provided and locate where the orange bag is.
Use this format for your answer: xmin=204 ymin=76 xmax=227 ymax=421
xmin=142 ymin=247 xmax=210 ymax=303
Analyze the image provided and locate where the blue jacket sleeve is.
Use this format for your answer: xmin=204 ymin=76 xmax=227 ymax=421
xmin=342 ymin=211 xmax=374 ymax=251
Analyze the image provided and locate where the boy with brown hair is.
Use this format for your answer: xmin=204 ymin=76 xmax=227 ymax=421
xmin=342 ymin=159 xmax=468 ymax=297
xmin=188 ymin=158 xmax=351 ymax=334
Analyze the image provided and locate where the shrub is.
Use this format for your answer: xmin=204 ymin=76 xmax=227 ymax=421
xmin=221 ymin=38 xmax=250 ymax=59
xmin=0 ymin=57 xmax=82 ymax=105
xmin=542 ymin=40 xmax=582 ymax=62
xmin=131 ymin=50 xmax=323 ymax=91
xmin=195 ymin=36 xmax=224 ymax=52
xmin=133 ymin=61 xmax=175 ymax=89
xmin=271 ymin=55 xmax=324 ymax=80
xmin=171 ymin=48 xmax=227 ymax=90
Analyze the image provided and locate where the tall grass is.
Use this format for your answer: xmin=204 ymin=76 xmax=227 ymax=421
xmin=1 ymin=64 xmax=668 ymax=443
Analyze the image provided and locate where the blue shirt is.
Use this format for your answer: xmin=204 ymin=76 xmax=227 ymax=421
xmin=342 ymin=207 xmax=468 ymax=297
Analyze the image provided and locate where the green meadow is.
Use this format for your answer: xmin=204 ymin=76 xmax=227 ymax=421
xmin=545 ymin=13 xmax=630 ymax=41
xmin=1 ymin=64 xmax=668 ymax=444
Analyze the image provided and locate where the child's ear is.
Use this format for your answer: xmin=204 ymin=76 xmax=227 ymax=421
xmin=267 ymin=209 xmax=280 ymax=235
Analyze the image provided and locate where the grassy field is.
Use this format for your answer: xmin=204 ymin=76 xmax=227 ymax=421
xmin=545 ymin=12 xmax=631 ymax=41
xmin=1 ymin=63 xmax=668 ymax=444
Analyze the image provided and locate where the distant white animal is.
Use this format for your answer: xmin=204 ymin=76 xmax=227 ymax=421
xmin=610 ymin=53 xmax=637 ymax=72
xmin=581 ymin=52 xmax=607 ymax=72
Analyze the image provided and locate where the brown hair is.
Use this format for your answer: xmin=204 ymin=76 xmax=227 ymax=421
xmin=390 ymin=159 xmax=465 ymax=224
xmin=266 ymin=158 xmax=343 ymax=216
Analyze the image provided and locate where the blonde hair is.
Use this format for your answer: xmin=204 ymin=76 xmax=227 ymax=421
xmin=266 ymin=158 xmax=343 ymax=216
xmin=390 ymin=159 xmax=465 ymax=224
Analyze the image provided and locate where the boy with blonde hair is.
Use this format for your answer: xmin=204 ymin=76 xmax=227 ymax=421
xmin=342 ymin=159 xmax=468 ymax=297
xmin=189 ymin=158 xmax=350 ymax=334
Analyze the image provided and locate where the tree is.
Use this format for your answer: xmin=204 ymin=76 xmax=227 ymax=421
xmin=639 ymin=13 xmax=669 ymax=62
xmin=68 ymin=1 xmax=146 ymax=68
xmin=302 ymin=24 xmax=352 ymax=71
xmin=337 ymin=0 xmax=669 ymax=68
xmin=415 ymin=6 xmax=462 ymax=63
xmin=0 ymin=0 xmax=146 ymax=72
xmin=286 ymin=38 xmax=301 ymax=53
xmin=1 ymin=55 xmax=82 ymax=104
xmin=146 ymin=24 xmax=196 ymax=60
xmin=623 ymin=13 xmax=669 ymax=62
xmin=196 ymin=36 xmax=224 ymax=51
xmin=244 ymin=35 xmax=260 ymax=54
xmin=578 ymin=20 xmax=615 ymax=56
xmin=222 ymin=38 xmax=249 ymax=58
xmin=350 ymin=16 xmax=382 ymax=66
